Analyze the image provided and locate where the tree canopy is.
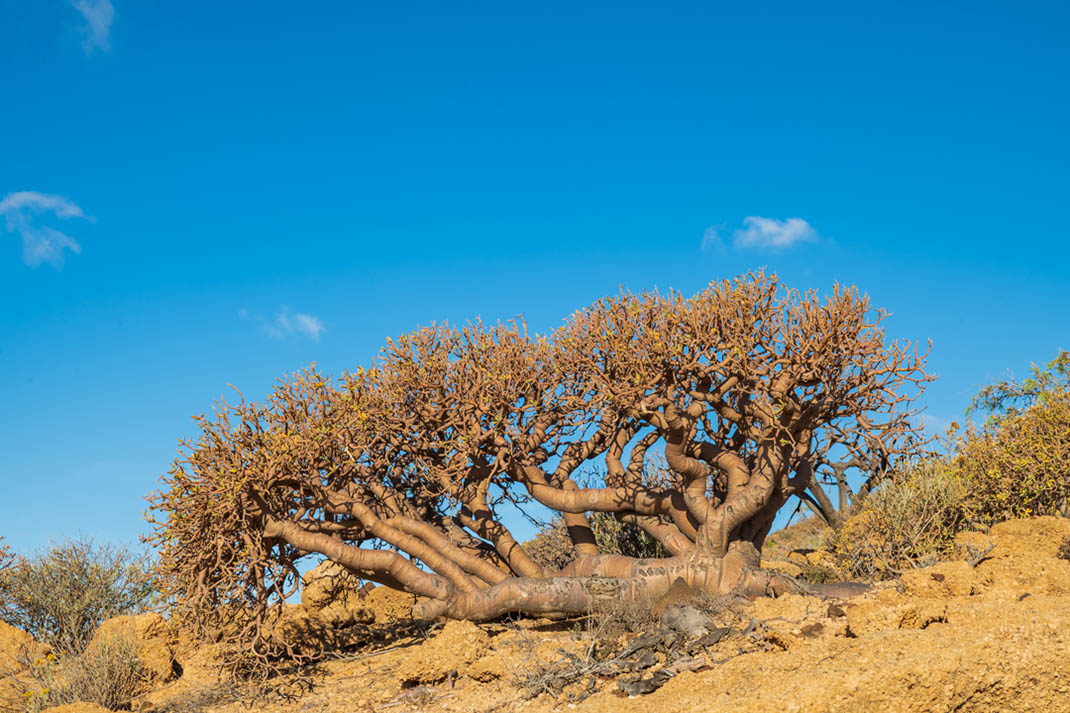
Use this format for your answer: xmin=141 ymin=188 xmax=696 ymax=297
xmin=148 ymin=272 xmax=930 ymax=664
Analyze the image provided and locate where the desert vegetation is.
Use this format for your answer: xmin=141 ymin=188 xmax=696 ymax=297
xmin=2 ymin=282 xmax=1068 ymax=712
xmin=767 ymin=350 xmax=1070 ymax=580
xmin=0 ymin=538 xmax=156 ymax=657
xmin=146 ymin=272 xmax=933 ymax=668
xmin=0 ymin=538 xmax=158 ymax=712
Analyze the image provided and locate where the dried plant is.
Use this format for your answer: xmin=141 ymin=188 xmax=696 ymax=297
xmin=12 ymin=636 xmax=146 ymax=713
xmin=0 ymin=538 xmax=155 ymax=657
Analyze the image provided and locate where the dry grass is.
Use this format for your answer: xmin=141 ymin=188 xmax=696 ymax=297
xmin=11 ymin=634 xmax=147 ymax=713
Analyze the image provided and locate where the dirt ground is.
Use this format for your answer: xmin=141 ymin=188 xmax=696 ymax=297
xmin=18 ymin=516 xmax=1070 ymax=713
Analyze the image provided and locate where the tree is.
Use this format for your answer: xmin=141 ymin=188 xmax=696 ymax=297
xmin=148 ymin=273 xmax=930 ymax=661
xmin=968 ymin=349 xmax=1070 ymax=422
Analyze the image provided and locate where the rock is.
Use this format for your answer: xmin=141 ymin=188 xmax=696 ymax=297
xmin=661 ymin=605 xmax=715 ymax=637
xmin=988 ymin=516 xmax=1070 ymax=560
xmin=845 ymin=590 xmax=947 ymax=637
xmin=301 ymin=561 xmax=365 ymax=613
xmin=363 ymin=585 xmax=417 ymax=622
xmin=272 ymin=602 xmax=374 ymax=655
xmin=301 ymin=562 xmax=416 ymax=623
xmin=88 ymin=613 xmax=178 ymax=682
xmin=394 ymin=620 xmax=490 ymax=685
xmin=899 ymin=561 xmax=979 ymax=597
xmin=1 ymin=620 xmax=34 ymax=674
xmin=0 ymin=620 xmax=50 ymax=676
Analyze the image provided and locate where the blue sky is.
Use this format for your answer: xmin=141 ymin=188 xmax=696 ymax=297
xmin=1 ymin=1 xmax=1068 ymax=553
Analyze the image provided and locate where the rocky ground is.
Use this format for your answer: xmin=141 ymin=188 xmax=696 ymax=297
xmin=3 ymin=516 xmax=1069 ymax=713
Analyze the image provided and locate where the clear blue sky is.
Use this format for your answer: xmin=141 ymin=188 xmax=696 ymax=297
xmin=2 ymin=0 xmax=1068 ymax=553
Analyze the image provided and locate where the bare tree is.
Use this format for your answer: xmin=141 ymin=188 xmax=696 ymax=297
xmin=148 ymin=273 xmax=930 ymax=663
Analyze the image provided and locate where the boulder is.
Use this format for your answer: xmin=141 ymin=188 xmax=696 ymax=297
xmin=0 ymin=619 xmax=49 ymax=675
xmin=272 ymin=602 xmax=374 ymax=655
xmin=363 ymin=585 xmax=417 ymax=622
xmin=301 ymin=561 xmax=365 ymax=613
xmin=88 ymin=613 xmax=178 ymax=682
xmin=845 ymin=589 xmax=948 ymax=638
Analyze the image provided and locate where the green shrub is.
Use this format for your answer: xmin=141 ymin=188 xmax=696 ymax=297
xmin=953 ymin=390 xmax=1070 ymax=525
xmin=0 ymin=538 xmax=156 ymax=657
xmin=829 ymin=459 xmax=968 ymax=580
xmin=17 ymin=635 xmax=146 ymax=713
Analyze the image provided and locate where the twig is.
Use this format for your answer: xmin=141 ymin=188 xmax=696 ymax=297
xmin=966 ymin=543 xmax=996 ymax=568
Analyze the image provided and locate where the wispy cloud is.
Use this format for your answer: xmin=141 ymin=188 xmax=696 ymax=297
xmin=702 ymin=216 xmax=820 ymax=251
xmin=0 ymin=191 xmax=89 ymax=268
xmin=241 ymin=308 xmax=326 ymax=341
xmin=71 ymin=0 xmax=115 ymax=54
xmin=920 ymin=413 xmax=955 ymax=435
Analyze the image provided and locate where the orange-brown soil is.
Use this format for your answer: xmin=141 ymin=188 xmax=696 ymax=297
xmin=8 ymin=516 xmax=1068 ymax=713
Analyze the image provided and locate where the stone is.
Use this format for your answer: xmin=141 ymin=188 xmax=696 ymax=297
xmin=88 ymin=613 xmax=178 ymax=682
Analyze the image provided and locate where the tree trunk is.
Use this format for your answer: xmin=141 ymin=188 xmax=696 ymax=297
xmin=412 ymin=540 xmax=798 ymax=620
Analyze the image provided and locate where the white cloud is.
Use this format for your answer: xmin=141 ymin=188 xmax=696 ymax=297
xmin=734 ymin=216 xmax=818 ymax=249
xmin=921 ymin=413 xmax=954 ymax=435
xmin=702 ymin=216 xmax=820 ymax=252
xmin=71 ymin=0 xmax=115 ymax=54
xmin=241 ymin=308 xmax=326 ymax=341
xmin=0 ymin=191 xmax=88 ymax=268
xmin=701 ymin=224 xmax=724 ymax=251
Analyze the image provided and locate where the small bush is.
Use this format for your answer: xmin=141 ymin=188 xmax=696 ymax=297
xmin=830 ymin=459 xmax=968 ymax=580
xmin=525 ymin=513 xmax=667 ymax=571
xmin=953 ymin=390 xmax=1070 ymax=525
xmin=524 ymin=517 xmax=578 ymax=572
xmin=0 ymin=538 xmax=156 ymax=657
xmin=17 ymin=635 xmax=146 ymax=713
xmin=1057 ymin=536 xmax=1070 ymax=562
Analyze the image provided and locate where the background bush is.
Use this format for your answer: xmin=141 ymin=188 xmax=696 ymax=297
xmin=954 ymin=389 xmax=1070 ymax=525
xmin=0 ymin=537 xmax=156 ymax=656
xmin=525 ymin=513 xmax=667 ymax=571
xmin=828 ymin=459 xmax=968 ymax=579
xmin=824 ymin=351 xmax=1069 ymax=580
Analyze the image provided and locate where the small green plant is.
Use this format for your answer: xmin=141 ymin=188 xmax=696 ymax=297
xmin=1057 ymin=536 xmax=1070 ymax=562
xmin=0 ymin=537 xmax=156 ymax=657
xmin=16 ymin=636 xmax=145 ymax=713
